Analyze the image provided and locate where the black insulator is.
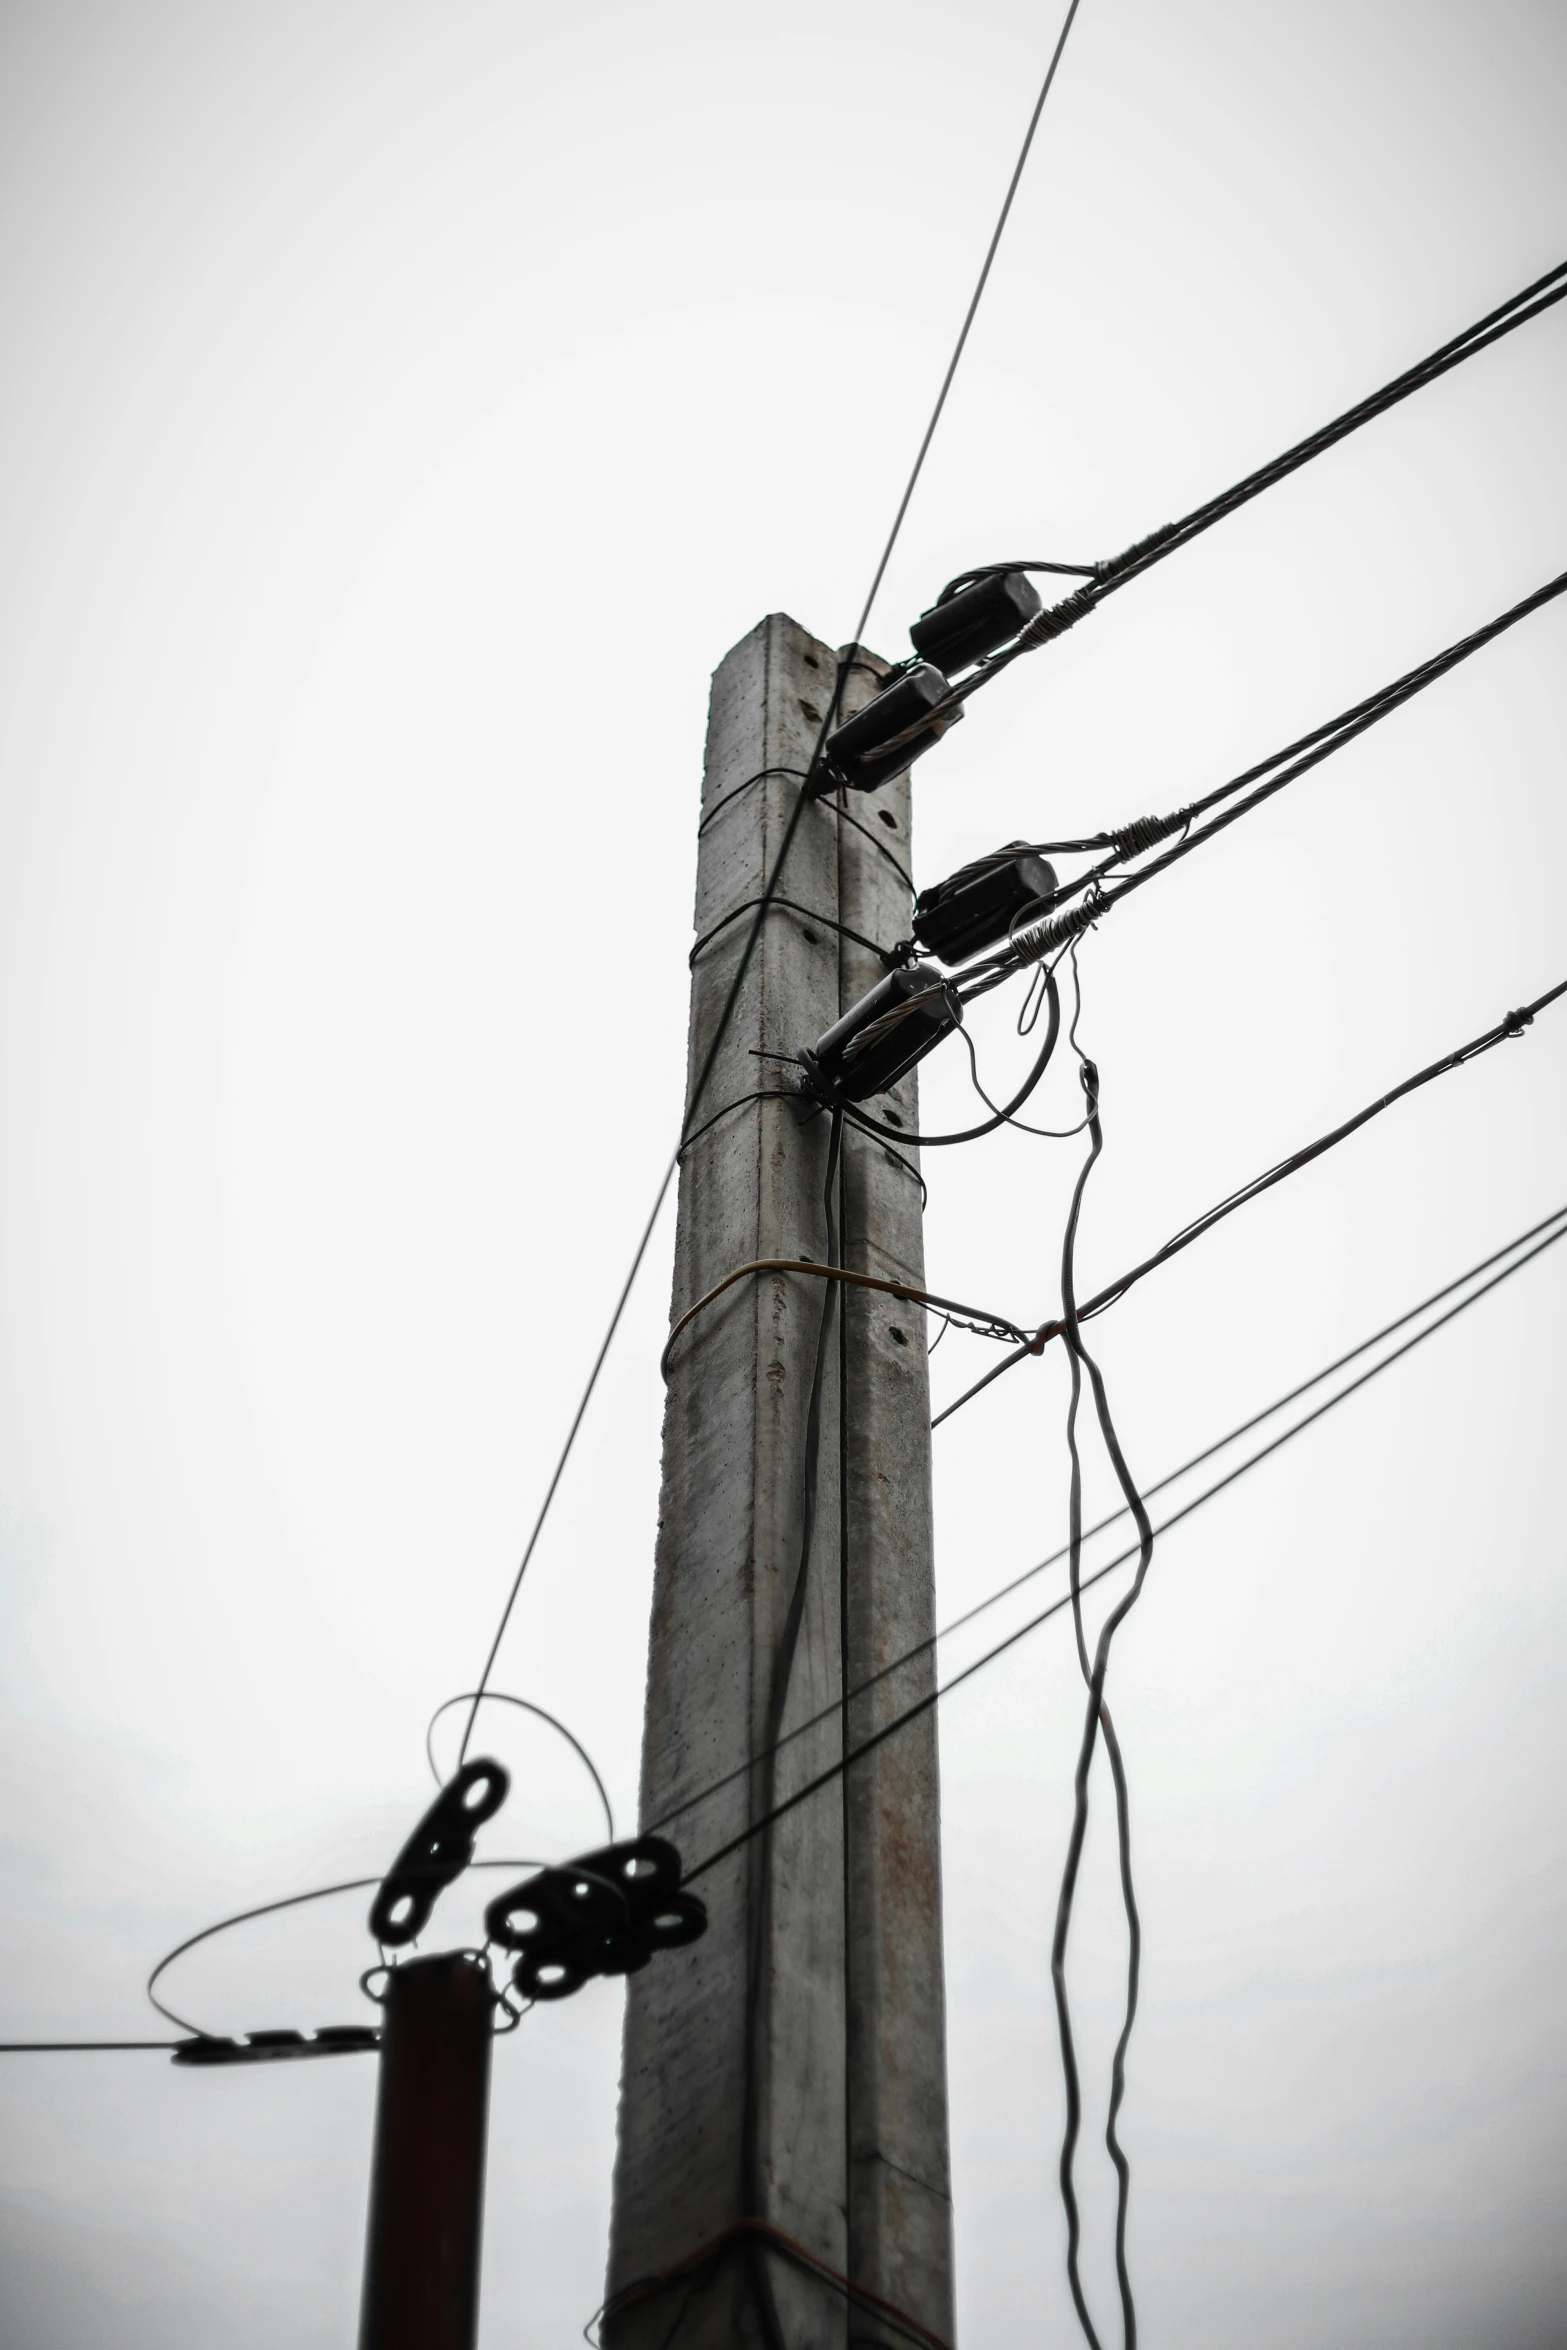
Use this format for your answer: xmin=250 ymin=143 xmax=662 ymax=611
xmin=801 ymin=963 xmax=962 ymax=1105
xmin=173 ymin=2026 xmax=380 ymax=2066
xmin=913 ymin=850 xmax=1057 ymax=966
xmin=910 ymin=570 xmax=1042 ymax=674
xmin=823 ymin=662 xmax=961 ymax=792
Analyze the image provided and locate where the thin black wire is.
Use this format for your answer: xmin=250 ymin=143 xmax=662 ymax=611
xmin=741 ymin=1103 xmax=844 ymax=2350
xmin=679 ymin=1212 xmax=1567 ymax=1891
xmin=647 ymin=1199 xmax=1567 ymax=1846
xmin=678 ymin=1089 xmax=803 ymax=1156
xmin=424 ymin=1693 xmax=615 ymax=1841
xmin=853 ymin=0 xmax=1085 ymax=643
xmin=933 ymin=977 xmax=1567 ymax=1426
xmin=457 ymin=0 xmax=1085 ymax=1779
xmin=145 ymin=1858 xmax=546 ymax=2037
xmin=843 ymin=970 xmax=1062 ymax=1147
xmin=0 ymin=2040 xmax=186 ymax=2052
xmin=689 ymin=894 xmax=898 ymax=971
xmin=1055 ymin=1056 xmax=1147 ymax=2350
xmin=696 ymin=766 xmax=811 ymax=836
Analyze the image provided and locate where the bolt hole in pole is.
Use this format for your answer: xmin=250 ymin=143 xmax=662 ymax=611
xmin=358 ymin=1952 xmax=494 ymax=2350
xmin=877 ymin=809 xmax=898 ymax=828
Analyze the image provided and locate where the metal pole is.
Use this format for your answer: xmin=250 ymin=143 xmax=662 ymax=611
xmin=358 ymin=1951 xmax=494 ymax=2350
xmin=605 ymin=616 xmax=953 ymax=2348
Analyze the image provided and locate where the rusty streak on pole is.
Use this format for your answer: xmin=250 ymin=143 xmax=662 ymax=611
xmin=359 ymin=1952 xmax=494 ymax=2350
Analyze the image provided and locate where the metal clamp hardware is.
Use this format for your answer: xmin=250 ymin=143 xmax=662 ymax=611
xmin=368 ymin=1757 xmax=511 ymax=1949
xmin=484 ymin=1836 xmax=706 ymax=2002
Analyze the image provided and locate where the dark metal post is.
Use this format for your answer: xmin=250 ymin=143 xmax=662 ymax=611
xmin=358 ymin=1951 xmax=494 ymax=2350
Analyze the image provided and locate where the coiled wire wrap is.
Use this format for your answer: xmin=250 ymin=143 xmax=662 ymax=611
xmin=1092 ymin=521 xmax=1180 ymax=582
xmin=1007 ymin=889 xmax=1108 ymax=966
xmin=1014 ymin=585 xmax=1100 ymax=649
xmin=1108 ymin=807 xmax=1192 ymax=861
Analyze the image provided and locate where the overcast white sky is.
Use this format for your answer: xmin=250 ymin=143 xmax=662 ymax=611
xmin=1 ymin=2 xmax=1565 ymax=2344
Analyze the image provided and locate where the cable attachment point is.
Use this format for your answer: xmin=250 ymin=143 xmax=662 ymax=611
xmin=485 ymin=1837 xmax=706 ymax=2003
xmin=368 ymin=1757 xmax=511 ymax=1948
xmin=1013 ymin=585 xmax=1100 ymax=651
xmin=1502 ymin=1007 xmax=1536 ymax=1037
xmin=1107 ymin=807 xmax=1193 ymax=861
xmin=1093 ymin=521 xmax=1181 ymax=583
xmin=1006 ymin=889 xmax=1109 ymax=967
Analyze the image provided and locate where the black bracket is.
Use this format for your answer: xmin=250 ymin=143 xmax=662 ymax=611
xmin=484 ymin=1835 xmax=706 ymax=2002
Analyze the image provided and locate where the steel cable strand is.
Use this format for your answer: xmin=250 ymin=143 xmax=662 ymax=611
xmin=893 ymin=264 xmax=1567 ymax=758
xmin=740 ymin=1104 xmax=845 ymax=2350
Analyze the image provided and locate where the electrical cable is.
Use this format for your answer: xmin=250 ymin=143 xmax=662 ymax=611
xmin=145 ymin=1858 xmax=547 ymax=2038
xmin=676 ymin=1207 xmax=1567 ymax=1892
xmin=852 ymin=0 xmax=1085 ymax=645
xmin=661 ymin=1256 xmax=1030 ymax=1380
xmin=950 ymin=567 xmax=1567 ymax=985
xmin=454 ymin=0 xmax=1082 ymax=1819
xmin=20 ymin=1207 xmax=1563 ymax=2064
xmin=840 ymin=969 xmax=1064 ymax=1147
xmin=1054 ymin=1055 xmax=1148 ymax=2350
xmin=741 ymin=1105 xmax=844 ymax=2350
xmin=933 ymin=978 xmax=1567 ymax=1426
xmin=645 ymin=1193 xmax=1567 ymax=1849
xmin=875 ymin=256 xmax=1567 ymax=764
xmin=424 ymin=1693 xmax=615 ymax=1841
xmin=1059 ymin=570 xmax=1567 ymax=929
xmin=689 ymin=895 xmax=899 ymax=971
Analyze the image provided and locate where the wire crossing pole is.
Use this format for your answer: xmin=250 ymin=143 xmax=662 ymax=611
xmin=606 ymin=617 xmax=954 ymax=2348
xmin=359 ymin=1952 xmax=493 ymax=2350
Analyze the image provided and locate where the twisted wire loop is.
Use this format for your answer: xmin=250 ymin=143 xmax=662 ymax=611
xmin=1092 ymin=521 xmax=1180 ymax=582
xmin=590 ymin=2217 xmax=952 ymax=2350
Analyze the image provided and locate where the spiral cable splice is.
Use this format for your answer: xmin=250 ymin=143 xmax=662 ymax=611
xmin=1014 ymin=584 xmax=1101 ymax=650
xmin=1093 ymin=520 xmax=1181 ymax=583
xmin=1008 ymin=889 xmax=1108 ymax=966
xmin=1108 ymin=806 xmax=1193 ymax=861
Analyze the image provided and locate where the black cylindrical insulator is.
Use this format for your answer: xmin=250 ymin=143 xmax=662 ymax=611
xmin=823 ymin=662 xmax=959 ymax=792
xmin=913 ymin=852 xmax=1058 ymax=966
xmin=358 ymin=1954 xmax=494 ymax=2350
xmin=909 ymin=570 xmax=1042 ymax=674
xmin=803 ymin=962 xmax=962 ymax=1104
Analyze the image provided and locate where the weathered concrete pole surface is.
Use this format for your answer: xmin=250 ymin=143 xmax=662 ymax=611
xmin=605 ymin=615 xmax=953 ymax=2349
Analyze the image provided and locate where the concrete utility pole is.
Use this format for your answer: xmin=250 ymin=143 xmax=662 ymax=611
xmin=606 ymin=616 xmax=953 ymax=2348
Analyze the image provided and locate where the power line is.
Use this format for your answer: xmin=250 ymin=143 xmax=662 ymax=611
xmin=909 ymin=256 xmax=1567 ymax=732
xmin=17 ymin=1212 xmax=1564 ymax=2061
xmin=852 ymin=0 xmax=1085 ymax=643
xmin=644 ymin=1201 xmax=1567 ymax=1847
xmin=678 ymin=1208 xmax=1567 ymax=1889
xmin=933 ymin=978 xmax=1567 ymax=1426
xmin=455 ymin=1 xmax=1087 ymax=1762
